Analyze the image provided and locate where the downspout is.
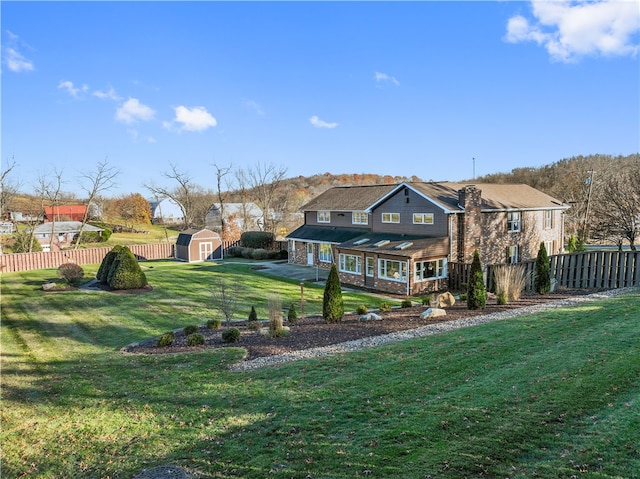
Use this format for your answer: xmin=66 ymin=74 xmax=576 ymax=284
xmin=406 ymin=259 xmax=410 ymax=296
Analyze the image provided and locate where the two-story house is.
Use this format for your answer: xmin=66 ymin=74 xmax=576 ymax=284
xmin=286 ymin=182 xmax=569 ymax=296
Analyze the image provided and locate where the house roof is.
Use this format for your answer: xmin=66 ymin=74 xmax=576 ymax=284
xmin=287 ymin=225 xmax=369 ymax=244
xmin=407 ymin=182 xmax=569 ymax=212
xmin=34 ymin=221 xmax=103 ymax=234
xmin=300 ymin=184 xmax=399 ymax=212
xmin=339 ymin=233 xmax=449 ymax=259
xmin=43 ymin=205 xmax=87 ymax=216
xmin=304 ymin=182 xmax=568 ymax=213
xmin=208 ymin=203 xmax=263 ymax=217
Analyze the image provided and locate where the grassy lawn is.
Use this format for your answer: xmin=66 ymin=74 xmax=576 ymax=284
xmin=1 ymin=263 xmax=638 ymax=479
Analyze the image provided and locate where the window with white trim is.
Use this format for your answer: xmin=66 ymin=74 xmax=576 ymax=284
xmin=507 ymin=211 xmax=521 ymax=232
xmin=415 ymin=258 xmax=447 ymax=282
xmin=339 ymin=254 xmax=361 ymax=274
xmin=378 ymin=259 xmax=407 ymax=282
xmin=317 ymin=211 xmax=330 ymax=223
xmin=507 ymin=245 xmax=519 ymax=264
xmin=544 ymin=240 xmax=554 ymax=256
xmin=366 ymin=257 xmax=374 ymax=277
xmin=318 ymin=243 xmax=332 ymax=263
xmin=382 ymin=212 xmax=400 ymax=223
xmin=544 ymin=210 xmax=553 ymax=229
xmin=352 ymin=211 xmax=368 ymax=225
xmin=413 ymin=213 xmax=434 ymax=225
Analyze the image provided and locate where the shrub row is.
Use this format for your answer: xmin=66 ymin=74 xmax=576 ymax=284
xmin=226 ymin=246 xmax=288 ymax=260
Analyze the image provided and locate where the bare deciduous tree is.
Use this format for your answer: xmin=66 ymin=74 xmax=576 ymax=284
xmin=34 ymin=168 xmax=64 ymax=252
xmin=590 ymin=166 xmax=640 ymax=250
xmin=211 ymin=277 xmax=240 ymax=327
xmin=144 ymin=163 xmax=198 ymax=229
xmin=74 ymin=159 xmax=120 ymax=249
xmin=211 ymin=162 xmax=233 ymax=236
xmin=1 ymin=158 xmax=19 ymax=221
xmin=246 ymin=162 xmax=287 ymax=233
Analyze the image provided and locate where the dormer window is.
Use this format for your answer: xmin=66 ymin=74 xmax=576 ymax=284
xmin=317 ymin=211 xmax=331 ymax=223
xmin=352 ymin=211 xmax=368 ymax=225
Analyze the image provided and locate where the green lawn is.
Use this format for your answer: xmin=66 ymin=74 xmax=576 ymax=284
xmin=1 ymin=263 xmax=638 ymax=478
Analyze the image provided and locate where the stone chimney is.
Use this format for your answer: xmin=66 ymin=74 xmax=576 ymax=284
xmin=458 ymin=185 xmax=482 ymax=263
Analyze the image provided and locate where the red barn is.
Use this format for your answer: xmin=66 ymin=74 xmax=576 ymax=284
xmin=43 ymin=205 xmax=87 ymax=222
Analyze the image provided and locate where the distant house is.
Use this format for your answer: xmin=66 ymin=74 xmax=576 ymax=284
xmin=34 ymin=221 xmax=103 ymax=252
xmin=43 ymin=205 xmax=87 ymax=223
xmin=205 ymin=202 xmax=264 ymax=232
xmin=287 ymin=182 xmax=569 ymax=296
xmin=148 ymin=198 xmax=184 ymax=225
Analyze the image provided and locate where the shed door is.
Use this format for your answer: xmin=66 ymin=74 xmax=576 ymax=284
xmin=200 ymin=241 xmax=213 ymax=261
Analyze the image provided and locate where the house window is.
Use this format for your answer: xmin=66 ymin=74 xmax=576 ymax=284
xmin=544 ymin=240 xmax=554 ymax=256
xmin=366 ymin=257 xmax=374 ymax=277
xmin=317 ymin=211 xmax=330 ymax=223
xmin=507 ymin=245 xmax=519 ymax=264
xmin=382 ymin=212 xmax=400 ymax=223
xmin=318 ymin=243 xmax=333 ymax=263
xmin=415 ymin=258 xmax=447 ymax=282
xmin=507 ymin=212 xmax=521 ymax=232
xmin=339 ymin=254 xmax=361 ymax=274
xmin=352 ymin=211 xmax=368 ymax=225
xmin=378 ymin=259 xmax=407 ymax=282
xmin=413 ymin=213 xmax=434 ymax=225
xmin=544 ymin=210 xmax=553 ymax=229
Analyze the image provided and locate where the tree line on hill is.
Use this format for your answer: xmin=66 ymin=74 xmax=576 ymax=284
xmin=1 ymin=154 xmax=638 ymax=252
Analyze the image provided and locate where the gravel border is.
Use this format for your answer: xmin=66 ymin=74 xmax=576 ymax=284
xmin=229 ymin=287 xmax=638 ymax=372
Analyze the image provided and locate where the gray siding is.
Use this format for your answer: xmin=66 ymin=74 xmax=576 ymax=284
xmin=371 ymin=188 xmax=448 ymax=236
xmin=305 ymin=210 xmax=373 ymax=229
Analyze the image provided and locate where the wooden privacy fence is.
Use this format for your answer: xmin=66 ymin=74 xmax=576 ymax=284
xmin=449 ymin=250 xmax=640 ymax=292
xmin=0 ymin=243 xmax=175 ymax=273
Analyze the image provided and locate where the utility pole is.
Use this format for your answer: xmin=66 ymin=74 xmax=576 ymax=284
xmin=583 ymin=170 xmax=595 ymax=243
xmin=472 ymin=157 xmax=476 ymax=180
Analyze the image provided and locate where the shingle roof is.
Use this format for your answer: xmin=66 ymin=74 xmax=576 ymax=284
xmin=301 ymin=184 xmax=399 ymax=212
xmin=34 ymin=221 xmax=103 ymax=234
xmin=407 ymin=182 xmax=569 ymax=211
xmin=287 ymin=225 xmax=369 ymax=244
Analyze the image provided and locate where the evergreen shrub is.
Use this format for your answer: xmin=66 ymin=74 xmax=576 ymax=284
xmin=187 ymin=333 xmax=205 ymax=346
xmin=157 ymin=331 xmax=175 ymax=347
xmin=535 ymin=242 xmax=551 ymax=294
xmin=467 ymin=250 xmax=486 ymax=310
xmin=222 ymin=328 xmax=241 ymax=343
xmin=323 ymin=263 xmax=344 ymax=323
xmin=183 ymin=325 xmax=198 ymax=335
xmin=57 ymin=263 xmax=85 ymax=285
xmin=241 ymin=231 xmax=274 ymax=249
xmin=207 ymin=318 xmax=222 ymax=329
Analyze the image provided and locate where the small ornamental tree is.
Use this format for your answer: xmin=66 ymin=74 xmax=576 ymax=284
xmin=466 ymin=250 xmax=486 ymax=310
xmin=96 ymin=245 xmax=123 ymax=284
xmin=97 ymin=245 xmax=148 ymax=290
xmin=248 ymin=306 xmax=258 ymax=322
xmin=534 ymin=242 xmax=551 ymax=294
xmin=323 ymin=263 xmax=344 ymax=323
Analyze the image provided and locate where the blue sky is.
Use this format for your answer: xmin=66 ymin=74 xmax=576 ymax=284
xmin=2 ymin=1 xmax=639 ymax=196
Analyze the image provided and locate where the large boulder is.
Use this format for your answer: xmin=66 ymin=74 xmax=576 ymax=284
xmin=421 ymin=308 xmax=447 ymax=319
xmin=359 ymin=313 xmax=383 ymax=322
xmin=437 ymin=292 xmax=456 ymax=308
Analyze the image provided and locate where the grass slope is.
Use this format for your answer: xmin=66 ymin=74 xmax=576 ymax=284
xmin=1 ymin=264 xmax=638 ymax=478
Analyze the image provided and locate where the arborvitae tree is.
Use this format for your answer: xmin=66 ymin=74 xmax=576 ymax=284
xmin=323 ymin=263 xmax=344 ymax=323
xmin=467 ymin=250 xmax=486 ymax=310
xmin=106 ymin=245 xmax=148 ymax=290
xmin=287 ymin=302 xmax=298 ymax=323
xmin=535 ymin=242 xmax=551 ymax=294
xmin=248 ymin=306 xmax=258 ymax=322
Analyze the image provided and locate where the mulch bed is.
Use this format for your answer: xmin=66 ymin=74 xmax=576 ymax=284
xmin=122 ymin=290 xmax=602 ymax=360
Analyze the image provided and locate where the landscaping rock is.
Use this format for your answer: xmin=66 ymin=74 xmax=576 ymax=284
xmin=359 ymin=313 xmax=383 ymax=322
xmin=421 ymin=308 xmax=447 ymax=319
xmin=42 ymin=282 xmax=57 ymax=291
xmin=437 ymin=292 xmax=456 ymax=308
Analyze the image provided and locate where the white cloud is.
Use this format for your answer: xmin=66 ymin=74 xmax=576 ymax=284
xmin=505 ymin=0 xmax=640 ymax=62
xmin=116 ymin=98 xmax=156 ymax=124
xmin=168 ymin=105 xmax=217 ymax=132
xmin=374 ymin=71 xmax=400 ymax=86
xmin=4 ymin=46 xmax=34 ymax=72
xmin=93 ymin=87 xmax=122 ymax=101
xmin=58 ymin=80 xmax=89 ymax=98
xmin=309 ymin=115 xmax=338 ymax=129
xmin=3 ymin=31 xmax=34 ymax=72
